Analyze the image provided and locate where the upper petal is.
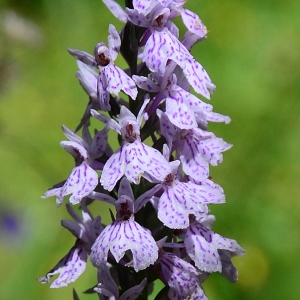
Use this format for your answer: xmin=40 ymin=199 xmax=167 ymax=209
xmin=102 ymin=0 xmax=128 ymax=23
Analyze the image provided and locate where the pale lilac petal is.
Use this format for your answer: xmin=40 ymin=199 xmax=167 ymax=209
xmin=118 ymin=177 xmax=134 ymax=200
xmin=199 ymin=137 xmax=232 ymax=166
xmin=167 ymin=20 xmax=179 ymax=38
xmin=165 ymin=95 xmax=197 ymax=129
xmin=132 ymin=0 xmax=159 ymax=15
xmin=180 ymin=142 xmax=209 ymax=183
xmin=76 ymin=60 xmax=98 ymax=98
xmin=158 ymin=179 xmax=223 ymax=229
xmin=90 ymin=217 xmax=158 ymax=271
xmin=119 ymin=105 xmax=140 ymax=131
xmin=218 ymin=249 xmax=239 ymax=282
xmin=132 ymin=75 xmax=160 ymax=92
xmin=61 ymin=125 xmax=86 ymax=147
xmin=141 ymin=29 xmax=189 ymax=75
xmin=42 ymin=187 xmax=62 ymax=205
xmin=90 ymin=127 xmax=109 ymax=159
xmin=149 ymin=5 xmax=170 ymax=28
xmin=103 ymin=0 xmax=128 ymax=23
xmin=38 ymin=245 xmax=87 ymax=288
xmin=100 ymin=147 xmax=126 ymax=191
xmin=183 ymin=58 xmax=215 ymax=99
xmin=67 ymin=48 xmax=97 ymax=68
xmin=68 ymin=164 xmax=98 ymax=204
xmin=126 ymin=8 xmax=151 ymax=27
xmin=60 ymin=163 xmax=98 ymax=205
xmin=88 ymin=191 xmax=117 ymax=206
xmin=124 ymin=142 xmax=171 ymax=184
xmin=90 ymin=109 xmax=120 ymax=133
xmin=204 ymin=111 xmax=231 ymax=124
xmin=101 ymin=141 xmax=171 ymax=191
xmin=103 ymin=65 xmax=138 ymax=100
xmin=185 ymin=222 xmax=222 ymax=272
xmin=211 ymin=230 xmax=245 ymax=253
xmin=60 ymin=141 xmax=88 ymax=160
xmin=189 ymin=285 xmax=209 ymax=300
xmin=160 ymin=252 xmax=200 ymax=299
xmin=181 ymin=8 xmax=207 ymax=38
xmin=136 ymin=95 xmax=150 ymax=126
xmin=173 ymin=85 xmax=213 ymax=114
xmin=185 ymin=221 xmax=244 ymax=273
xmin=82 ymin=125 xmax=93 ymax=146
xmin=157 ymin=110 xmax=177 ymax=150
xmin=97 ymin=71 xmax=111 ymax=111
xmin=108 ymin=24 xmax=121 ymax=61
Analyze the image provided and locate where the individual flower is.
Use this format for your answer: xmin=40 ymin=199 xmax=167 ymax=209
xmin=38 ymin=202 xmax=102 ymax=288
xmin=156 ymin=161 xmax=225 ymax=229
xmin=91 ymin=99 xmax=171 ymax=192
xmin=69 ymin=24 xmax=137 ymax=111
xmin=90 ymin=178 xmax=159 ymax=271
xmin=134 ymin=71 xmax=230 ymax=130
xmin=127 ymin=4 xmax=215 ymax=98
xmin=158 ymin=110 xmax=232 ymax=182
xmin=185 ymin=216 xmax=244 ymax=273
xmin=132 ymin=0 xmax=208 ymax=38
xmin=42 ymin=125 xmax=101 ymax=205
xmin=159 ymin=251 xmax=208 ymax=300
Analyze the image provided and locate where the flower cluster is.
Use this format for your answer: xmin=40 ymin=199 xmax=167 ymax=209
xmin=38 ymin=0 xmax=244 ymax=299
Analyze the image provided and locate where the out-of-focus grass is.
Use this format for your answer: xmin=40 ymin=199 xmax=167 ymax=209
xmin=0 ymin=0 xmax=299 ymax=299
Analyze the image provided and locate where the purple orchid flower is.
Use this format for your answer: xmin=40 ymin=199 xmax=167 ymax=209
xmin=42 ymin=125 xmax=101 ymax=205
xmin=185 ymin=216 xmax=244 ymax=273
xmin=38 ymin=202 xmax=102 ymax=287
xmin=90 ymin=178 xmax=159 ymax=271
xmin=91 ymin=99 xmax=171 ymax=192
xmin=159 ymin=251 xmax=208 ymax=300
xmin=68 ymin=24 xmax=137 ymax=111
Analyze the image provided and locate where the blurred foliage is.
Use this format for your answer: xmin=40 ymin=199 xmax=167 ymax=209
xmin=0 ymin=0 xmax=299 ymax=299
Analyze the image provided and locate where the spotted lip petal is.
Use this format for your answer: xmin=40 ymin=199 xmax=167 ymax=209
xmin=160 ymin=252 xmax=200 ymax=299
xmin=37 ymin=244 xmax=87 ymax=288
xmin=158 ymin=179 xmax=225 ymax=229
xmin=90 ymin=216 xmax=158 ymax=271
xmin=180 ymin=8 xmax=208 ymax=38
xmin=100 ymin=141 xmax=171 ymax=191
xmin=141 ymin=29 xmax=189 ymax=76
xmin=180 ymin=129 xmax=231 ymax=182
xmin=43 ymin=162 xmax=98 ymax=206
xmin=185 ymin=220 xmax=244 ymax=273
xmin=102 ymin=65 xmax=138 ymax=100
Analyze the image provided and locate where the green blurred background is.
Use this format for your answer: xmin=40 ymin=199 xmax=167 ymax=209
xmin=0 ymin=0 xmax=299 ymax=299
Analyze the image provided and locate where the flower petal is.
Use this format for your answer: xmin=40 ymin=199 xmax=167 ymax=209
xmin=103 ymin=65 xmax=138 ymax=100
xmin=160 ymin=252 xmax=200 ymax=299
xmin=38 ymin=245 xmax=87 ymax=288
xmin=91 ymin=217 xmax=158 ymax=271
xmin=103 ymin=0 xmax=128 ymax=23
